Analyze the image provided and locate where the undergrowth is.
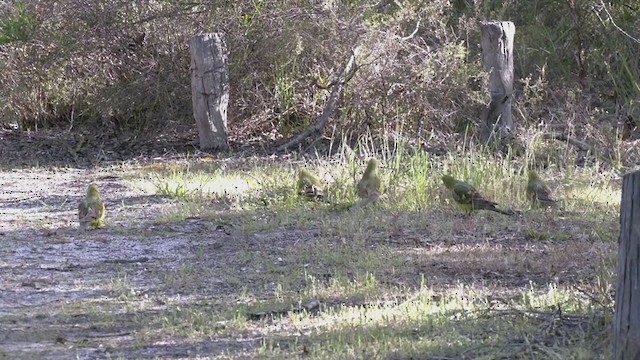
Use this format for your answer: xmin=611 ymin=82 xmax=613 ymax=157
xmin=110 ymin=137 xmax=620 ymax=358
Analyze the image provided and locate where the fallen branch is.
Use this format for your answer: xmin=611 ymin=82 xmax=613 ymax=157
xmin=275 ymin=47 xmax=360 ymax=153
xmin=543 ymin=132 xmax=591 ymax=152
xmin=104 ymin=257 xmax=150 ymax=264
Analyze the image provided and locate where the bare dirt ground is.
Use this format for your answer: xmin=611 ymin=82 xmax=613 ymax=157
xmin=1 ymin=169 xmax=200 ymax=358
xmin=1 ymin=166 xmax=346 ymax=359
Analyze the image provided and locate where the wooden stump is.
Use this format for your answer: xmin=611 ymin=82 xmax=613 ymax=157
xmin=614 ymin=170 xmax=640 ymax=359
xmin=480 ymin=21 xmax=515 ymax=147
xmin=190 ymin=33 xmax=229 ymax=151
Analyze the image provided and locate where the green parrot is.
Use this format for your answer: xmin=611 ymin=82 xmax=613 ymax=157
xmin=526 ymin=171 xmax=557 ymax=208
xmin=78 ymin=184 xmax=105 ymax=231
xmin=441 ymin=175 xmax=513 ymax=215
xmin=356 ymin=158 xmax=383 ymax=203
xmin=297 ymin=168 xmax=324 ymax=200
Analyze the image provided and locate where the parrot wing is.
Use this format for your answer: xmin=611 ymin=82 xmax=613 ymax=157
xmin=78 ymin=197 xmax=105 ymax=230
xmin=528 ymin=180 xmax=557 ymax=206
xmin=452 ymin=180 xmax=513 ymax=215
xmin=357 ymin=176 xmax=382 ymax=201
xmin=297 ymin=171 xmax=324 ymax=200
xmin=451 ymin=181 xmax=479 ymax=205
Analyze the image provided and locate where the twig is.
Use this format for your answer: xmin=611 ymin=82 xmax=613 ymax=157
xmin=401 ymin=16 xmax=421 ymax=40
xmin=594 ymin=0 xmax=640 ymax=44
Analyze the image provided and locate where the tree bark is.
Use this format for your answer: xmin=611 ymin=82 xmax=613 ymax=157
xmin=480 ymin=21 xmax=515 ymax=147
xmin=614 ymin=170 xmax=640 ymax=359
xmin=190 ymin=33 xmax=229 ymax=151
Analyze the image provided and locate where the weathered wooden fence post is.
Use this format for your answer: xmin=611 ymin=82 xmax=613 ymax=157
xmin=190 ymin=33 xmax=229 ymax=151
xmin=480 ymin=21 xmax=515 ymax=148
xmin=614 ymin=170 xmax=640 ymax=359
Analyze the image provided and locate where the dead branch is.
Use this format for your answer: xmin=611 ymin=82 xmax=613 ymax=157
xmin=401 ymin=16 xmax=421 ymax=41
xmin=543 ymin=132 xmax=592 ymax=152
xmin=275 ymin=47 xmax=360 ymax=153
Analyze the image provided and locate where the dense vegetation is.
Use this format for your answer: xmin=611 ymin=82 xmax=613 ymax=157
xmin=0 ymin=0 xmax=638 ymax=167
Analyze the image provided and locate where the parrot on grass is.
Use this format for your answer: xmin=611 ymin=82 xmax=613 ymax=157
xmin=78 ymin=184 xmax=105 ymax=231
xmin=526 ymin=171 xmax=558 ymax=208
xmin=354 ymin=158 xmax=383 ymax=207
xmin=297 ymin=168 xmax=324 ymax=200
xmin=441 ymin=174 xmax=515 ymax=216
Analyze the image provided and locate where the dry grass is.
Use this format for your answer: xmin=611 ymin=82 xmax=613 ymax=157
xmin=0 ymin=146 xmax=619 ymax=359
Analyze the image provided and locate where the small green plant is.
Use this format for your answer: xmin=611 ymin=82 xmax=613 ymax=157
xmin=0 ymin=1 xmax=35 ymax=44
xmin=154 ymin=182 xmax=194 ymax=199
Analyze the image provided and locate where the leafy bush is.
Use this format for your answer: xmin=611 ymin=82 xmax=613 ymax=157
xmin=0 ymin=0 xmax=637 ymax=159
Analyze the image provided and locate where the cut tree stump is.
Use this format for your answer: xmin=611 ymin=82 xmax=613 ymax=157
xmin=190 ymin=33 xmax=229 ymax=151
xmin=480 ymin=21 xmax=515 ymax=148
xmin=614 ymin=170 xmax=640 ymax=359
